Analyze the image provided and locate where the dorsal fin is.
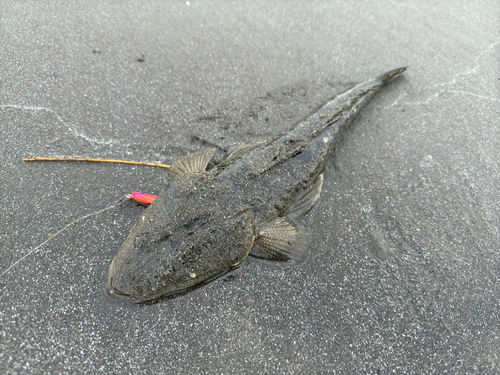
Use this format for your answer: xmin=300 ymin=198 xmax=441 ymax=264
xmin=169 ymin=148 xmax=215 ymax=179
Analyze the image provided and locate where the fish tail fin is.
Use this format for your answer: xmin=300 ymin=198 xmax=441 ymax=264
xmin=296 ymin=67 xmax=408 ymax=137
xmin=376 ymin=66 xmax=409 ymax=85
xmin=331 ymin=66 xmax=408 ymax=123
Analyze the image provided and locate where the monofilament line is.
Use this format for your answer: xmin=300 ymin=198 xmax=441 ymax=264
xmin=0 ymin=204 xmax=117 ymax=278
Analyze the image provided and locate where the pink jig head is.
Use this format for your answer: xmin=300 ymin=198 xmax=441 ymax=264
xmin=128 ymin=192 xmax=157 ymax=206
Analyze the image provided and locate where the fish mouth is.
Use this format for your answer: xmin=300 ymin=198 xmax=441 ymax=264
xmin=106 ymin=259 xmax=175 ymax=304
xmin=107 ymin=274 xmax=166 ymax=304
xmin=107 ymin=276 xmax=136 ymax=301
xmin=107 ymin=279 xmax=140 ymax=303
xmin=106 ymin=259 xmax=144 ymax=303
xmin=106 ymin=259 xmax=244 ymax=305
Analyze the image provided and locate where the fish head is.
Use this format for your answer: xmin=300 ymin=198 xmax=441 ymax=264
xmin=107 ymin=194 xmax=255 ymax=303
xmin=106 ymin=231 xmax=194 ymax=303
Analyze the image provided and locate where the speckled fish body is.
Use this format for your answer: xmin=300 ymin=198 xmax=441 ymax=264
xmin=107 ymin=67 xmax=407 ymax=303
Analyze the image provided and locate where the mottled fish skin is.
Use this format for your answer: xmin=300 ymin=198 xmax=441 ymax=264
xmin=107 ymin=67 xmax=407 ymax=303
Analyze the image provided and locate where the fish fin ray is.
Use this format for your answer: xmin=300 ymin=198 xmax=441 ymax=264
xmin=169 ymin=148 xmax=215 ymax=179
xmin=287 ymin=174 xmax=323 ymax=220
xmin=251 ymin=217 xmax=308 ymax=263
xmin=225 ymin=142 xmax=264 ymax=162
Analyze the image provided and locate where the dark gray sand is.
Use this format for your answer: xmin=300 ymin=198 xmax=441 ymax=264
xmin=1 ymin=1 xmax=499 ymax=373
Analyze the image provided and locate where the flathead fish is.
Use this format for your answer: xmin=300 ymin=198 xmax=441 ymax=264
xmin=107 ymin=67 xmax=407 ymax=303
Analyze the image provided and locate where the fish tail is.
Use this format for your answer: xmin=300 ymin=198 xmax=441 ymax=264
xmin=329 ymin=66 xmax=408 ymax=126
xmin=375 ymin=66 xmax=409 ymax=85
xmin=296 ymin=67 xmax=408 ymax=138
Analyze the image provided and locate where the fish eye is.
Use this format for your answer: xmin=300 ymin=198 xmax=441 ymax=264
xmin=157 ymin=264 xmax=174 ymax=280
xmin=134 ymin=236 xmax=146 ymax=248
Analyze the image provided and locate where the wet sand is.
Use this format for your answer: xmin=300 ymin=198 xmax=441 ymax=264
xmin=1 ymin=1 xmax=499 ymax=373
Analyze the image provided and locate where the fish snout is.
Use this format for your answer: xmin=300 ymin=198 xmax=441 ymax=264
xmin=107 ymin=256 xmax=177 ymax=303
xmin=106 ymin=258 xmax=140 ymax=302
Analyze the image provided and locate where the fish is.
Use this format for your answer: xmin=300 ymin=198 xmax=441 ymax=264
xmin=107 ymin=67 xmax=407 ymax=303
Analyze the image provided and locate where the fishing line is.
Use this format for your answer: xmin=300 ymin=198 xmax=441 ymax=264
xmin=3 ymin=156 xmax=161 ymax=279
xmin=0 ymin=204 xmax=117 ymax=278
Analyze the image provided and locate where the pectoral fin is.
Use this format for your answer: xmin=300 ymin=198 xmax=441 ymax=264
xmin=251 ymin=217 xmax=302 ymax=262
xmin=169 ymin=148 xmax=216 ymax=179
xmin=251 ymin=175 xmax=322 ymax=263
xmin=287 ymin=174 xmax=323 ymax=220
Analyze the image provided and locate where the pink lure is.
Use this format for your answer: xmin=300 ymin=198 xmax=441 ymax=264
xmin=129 ymin=192 xmax=157 ymax=205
